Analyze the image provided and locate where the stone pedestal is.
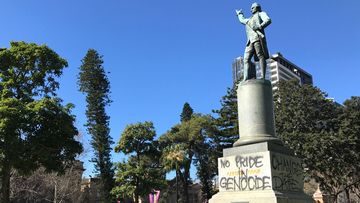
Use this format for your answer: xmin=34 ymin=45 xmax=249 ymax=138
xmin=209 ymin=142 xmax=313 ymax=203
xmin=209 ymin=79 xmax=312 ymax=203
xmin=234 ymin=80 xmax=282 ymax=146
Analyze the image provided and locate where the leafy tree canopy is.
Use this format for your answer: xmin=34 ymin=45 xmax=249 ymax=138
xmin=113 ymin=121 xmax=164 ymax=203
xmin=159 ymin=114 xmax=216 ymax=202
xmin=115 ymin=121 xmax=157 ymax=156
xmin=0 ymin=41 xmax=82 ymax=203
xmin=274 ymin=80 xmax=360 ymax=200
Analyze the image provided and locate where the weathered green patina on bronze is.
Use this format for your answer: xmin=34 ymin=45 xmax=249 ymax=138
xmin=236 ymin=3 xmax=271 ymax=81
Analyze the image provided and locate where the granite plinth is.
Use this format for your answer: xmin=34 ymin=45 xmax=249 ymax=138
xmin=234 ymin=79 xmax=282 ymax=147
xmin=209 ymin=142 xmax=313 ymax=203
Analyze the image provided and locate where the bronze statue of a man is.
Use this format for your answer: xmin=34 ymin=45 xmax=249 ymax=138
xmin=236 ymin=3 xmax=271 ymax=81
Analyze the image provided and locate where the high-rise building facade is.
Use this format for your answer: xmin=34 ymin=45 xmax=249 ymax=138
xmin=232 ymin=52 xmax=313 ymax=91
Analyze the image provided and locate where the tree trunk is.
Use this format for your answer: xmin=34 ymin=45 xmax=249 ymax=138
xmin=135 ymin=154 xmax=140 ymax=203
xmin=135 ymin=194 xmax=139 ymax=203
xmin=345 ymin=188 xmax=350 ymax=203
xmin=181 ymin=175 xmax=189 ymax=203
xmin=182 ymin=160 xmax=192 ymax=203
xmin=182 ymin=149 xmax=193 ymax=203
xmin=1 ymin=159 xmax=11 ymax=203
xmin=54 ymin=182 xmax=57 ymax=203
xmin=333 ymin=194 xmax=338 ymax=203
xmin=176 ymin=166 xmax=179 ymax=203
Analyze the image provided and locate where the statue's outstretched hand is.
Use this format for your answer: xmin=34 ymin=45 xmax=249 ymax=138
xmin=236 ymin=9 xmax=243 ymax=16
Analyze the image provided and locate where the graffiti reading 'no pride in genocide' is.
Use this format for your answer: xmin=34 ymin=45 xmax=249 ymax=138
xmin=218 ymin=153 xmax=271 ymax=192
xmin=218 ymin=152 xmax=303 ymax=192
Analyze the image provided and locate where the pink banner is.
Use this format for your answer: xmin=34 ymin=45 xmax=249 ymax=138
xmin=148 ymin=190 xmax=160 ymax=203
xmin=149 ymin=194 xmax=154 ymax=203
xmin=155 ymin=190 xmax=160 ymax=202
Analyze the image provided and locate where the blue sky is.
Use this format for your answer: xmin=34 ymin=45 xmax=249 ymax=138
xmin=1 ymin=0 xmax=359 ymax=178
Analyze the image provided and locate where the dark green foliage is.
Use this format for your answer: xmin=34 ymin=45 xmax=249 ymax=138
xmin=0 ymin=42 xmax=83 ymax=203
xmin=78 ymin=49 xmax=114 ymax=202
xmin=336 ymin=97 xmax=360 ymax=199
xmin=274 ymin=79 xmax=340 ymax=155
xmin=113 ymin=122 xmax=165 ymax=203
xmin=193 ymin=140 xmax=217 ymax=200
xmin=339 ymin=97 xmax=360 ymax=154
xmin=112 ymin=156 xmax=165 ymax=203
xmin=160 ymin=114 xmax=216 ymax=202
xmin=180 ymin=102 xmax=193 ymax=122
xmin=212 ymin=86 xmax=238 ymax=156
xmin=274 ymin=80 xmax=360 ymax=200
xmin=115 ymin=121 xmax=157 ymax=156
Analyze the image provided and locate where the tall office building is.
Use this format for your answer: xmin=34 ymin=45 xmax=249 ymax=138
xmin=232 ymin=52 xmax=313 ymax=91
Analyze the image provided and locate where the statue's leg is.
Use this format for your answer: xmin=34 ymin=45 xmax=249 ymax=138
xmin=254 ymin=41 xmax=266 ymax=79
xmin=249 ymin=61 xmax=256 ymax=79
xmin=243 ymin=44 xmax=255 ymax=82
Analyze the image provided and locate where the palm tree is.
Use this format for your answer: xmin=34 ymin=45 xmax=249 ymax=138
xmin=161 ymin=144 xmax=187 ymax=203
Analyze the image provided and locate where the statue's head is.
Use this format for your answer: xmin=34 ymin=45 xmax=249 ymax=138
xmin=251 ymin=2 xmax=261 ymax=14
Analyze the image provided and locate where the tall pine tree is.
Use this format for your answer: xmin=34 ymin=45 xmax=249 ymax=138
xmin=78 ymin=49 xmax=114 ymax=202
xmin=180 ymin=102 xmax=193 ymax=122
xmin=212 ymin=86 xmax=239 ymax=154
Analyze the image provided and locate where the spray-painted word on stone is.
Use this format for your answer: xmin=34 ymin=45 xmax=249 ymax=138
xmin=218 ymin=152 xmax=271 ymax=192
xmin=271 ymin=152 xmax=303 ymax=192
xmin=218 ymin=151 xmax=304 ymax=193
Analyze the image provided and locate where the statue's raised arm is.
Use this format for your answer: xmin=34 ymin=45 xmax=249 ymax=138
xmin=236 ymin=9 xmax=250 ymax=25
xmin=236 ymin=2 xmax=271 ymax=82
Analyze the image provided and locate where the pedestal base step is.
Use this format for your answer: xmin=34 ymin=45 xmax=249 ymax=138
xmin=209 ymin=190 xmax=313 ymax=203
